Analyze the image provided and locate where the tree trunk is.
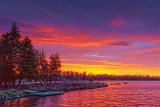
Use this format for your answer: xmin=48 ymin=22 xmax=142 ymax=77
xmin=17 ymin=79 xmax=22 ymax=89
xmin=5 ymin=82 xmax=9 ymax=89
xmin=49 ymin=80 xmax=51 ymax=85
xmin=12 ymin=81 xmax=15 ymax=88
xmin=39 ymin=80 xmax=43 ymax=86
xmin=44 ymin=79 xmax=46 ymax=85
xmin=34 ymin=80 xmax=37 ymax=84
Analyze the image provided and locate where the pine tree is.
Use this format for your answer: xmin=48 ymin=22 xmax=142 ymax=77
xmin=0 ymin=22 xmax=21 ymax=88
xmin=17 ymin=36 xmax=38 ymax=89
xmin=82 ymin=71 xmax=87 ymax=80
xmin=37 ymin=50 xmax=49 ymax=85
xmin=48 ymin=52 xmax=61 ymax=83
xmin=48 ymin=54 xmax=55 ymax=83
xmin=54 ymin=52 xmax=61 ymax=76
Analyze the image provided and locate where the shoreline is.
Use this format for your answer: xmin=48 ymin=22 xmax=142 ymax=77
xmin=96 ymin=80 xmax=160 ymax=81
xmin=0 ymin=82 xmax=108 ymax=100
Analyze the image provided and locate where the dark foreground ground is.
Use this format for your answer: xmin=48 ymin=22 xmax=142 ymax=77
xmin=0 ymin=81 xmax=108 ymax=100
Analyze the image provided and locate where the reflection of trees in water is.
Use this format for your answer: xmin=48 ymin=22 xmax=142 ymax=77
xmin=0 ymin=97 xmax=39 ymax=107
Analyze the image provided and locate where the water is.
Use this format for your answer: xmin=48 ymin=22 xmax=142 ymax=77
xmin=1 ymin=81 xmax=160 ymax=107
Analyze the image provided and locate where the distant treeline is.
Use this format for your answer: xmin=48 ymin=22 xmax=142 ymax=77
xmin=87 ymin=74 xmax=160 ymax=81
xmin=60 ymin=71 xmax=160 ymax=81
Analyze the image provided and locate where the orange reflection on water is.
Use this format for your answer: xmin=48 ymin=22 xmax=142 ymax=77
xmin=1 ymin=81 xmax=160 ymax=106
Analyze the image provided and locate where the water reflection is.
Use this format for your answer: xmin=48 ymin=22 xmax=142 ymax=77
xmin=1 ymin=81 xmax=160 ymax=106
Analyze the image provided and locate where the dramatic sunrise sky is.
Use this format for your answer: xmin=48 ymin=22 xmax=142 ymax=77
xmin=0 ymin=0 xmax=160 ymax=75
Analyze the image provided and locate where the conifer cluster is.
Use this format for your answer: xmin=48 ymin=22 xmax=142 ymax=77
xmin=0 ymin=22 xmax=61 ymax=89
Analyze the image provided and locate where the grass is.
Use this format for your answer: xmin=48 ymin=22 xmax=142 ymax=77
xmin=29 ymin=81 xmax=108 ymax=92
xmin=0 ymin=89 xmax=25 ymax=99
xmin=0 ymin=81 xmax=108 ymax=100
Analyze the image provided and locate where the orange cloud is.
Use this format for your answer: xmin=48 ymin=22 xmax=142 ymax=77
xmin=27 ymin=30 xmax=160 ymax=48
xmin=35 ymin=25 xmax=55 ymax=32
xmin=11 ymin=20 xmax=160 ymax=48
xmin=20 ymin=23 xmax=109 ymax=47
xmin=29 ymin=34 xmax=108 ymax=47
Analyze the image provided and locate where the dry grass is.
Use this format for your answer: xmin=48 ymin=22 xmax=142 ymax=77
xmin=0 ymin=81 xmax=108 ymax=100
xmin=0 ymin=89 xmax=25 ymax=99
xmin=29 ymin=82 xmax=108 ymax=92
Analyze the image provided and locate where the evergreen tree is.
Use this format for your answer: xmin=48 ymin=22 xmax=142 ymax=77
xmin=17 ymin=36 xmax=38 ymax=89
xmin=0 ymin=22 xmax=21 ymax=88
xmin=54 ymin=52 xmax=61 ymax=76
xmin=0 ymin=22 xmax=62 ymax=88
xmin=48 ymin=52 xmax=61 ymax=83
xmin=82 ymin=71 xmax=87 ymax=80
xmin=37 ymin=50 xmax=49 ymax=85
xmin=48 ymin=54 xmax=55 ymax=83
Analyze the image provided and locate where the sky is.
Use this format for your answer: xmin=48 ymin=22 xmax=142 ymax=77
xmin=0 ymin=0 xmax=160 ymax=75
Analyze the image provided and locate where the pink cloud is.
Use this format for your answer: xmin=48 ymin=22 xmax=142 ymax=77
xmin=34 ymin=25 xmax=55 ymax=32
xmin=29 ymin=32 xmax=108 ymax=47
xmin=110 ymin=19 xmax=125 ymax=27
xmin=21 ymin=26 xmax=160 ymax=48
xmin=136 ymin=46 xmax=160 ymax=53
xmin=1 ymin=18 xmax=160 ymax=48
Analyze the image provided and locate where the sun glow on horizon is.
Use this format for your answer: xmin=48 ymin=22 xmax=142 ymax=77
xmin=61 ymin=62 xmax=160 ymax=76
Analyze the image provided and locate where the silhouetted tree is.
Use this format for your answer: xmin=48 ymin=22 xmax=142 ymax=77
xmin=17 ymin=36 xmax=38 ymax=89
xmin=0 ymin=22 xmax=21 ymax=88
xmin=0 ymin=22 xmax=64 ymax=89
xmin=48 ymin=53 xmax=61 ymax=83
xmin=37 ymin=50 xmax=49 ymax=85
xmin=82 ymin=71 xmax=87 ymax=80
xmin=48 ymin=54 xmax=55 ymax=83
xmin=53 ymin=52 xmax=61 ymax=76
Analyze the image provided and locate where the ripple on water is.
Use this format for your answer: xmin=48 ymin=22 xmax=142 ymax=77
xmin=1 ymin=81 xmax=160 ymax=106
